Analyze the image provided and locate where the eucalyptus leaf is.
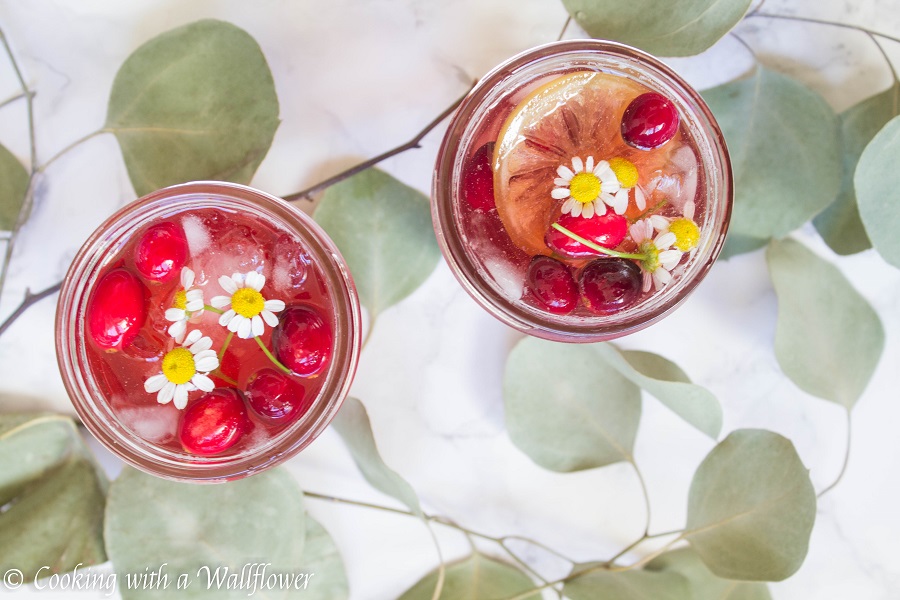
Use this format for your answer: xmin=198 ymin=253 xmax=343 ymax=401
xmin=105 ymin=467 xmax=306 ymax=599
xmin=301 ymin=517 xmax=349 ymax=600
xmin=856 ymin=114 xmax=900 ymax=269
xmin=0 ymin=414 xmax=107 ymax=583
xmin=397 ymin=553 xmax=539 ymax=600
xmin=564 ymin=564 xmax=689 ymax=600
xmin=702 ymin=67 xmax=841 ymax=239
xmin=504 ymin=337 xmax=641 ymax=472
xmin=314 ymin=168 xmax=439 ymax=319
xmin=0 ymin=143 xmax=28 ymax=230
xmin=647 ymin=548 xmax=771 ymax=600
xmin=816 ymin=84 xmax=899 ymax=255
xmin=766 ymin=238 xmax=884 ymax=409
xmin=685 ymin=429 xmax=816 ymax=581
xmin=597 ymin=345 xmax=722 ymax=438
xmin=331 ymin=396 xmax=422 ymax=516
xmin=720 ymin=231 xmax=768 ymax=260
xmin=561 ymin=0 xmax=751 ymax=57
xmin=106 ymin=19 xmax=280 ymax=196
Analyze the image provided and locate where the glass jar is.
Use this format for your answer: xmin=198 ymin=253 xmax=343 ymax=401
xmin=56 ymin=182 xmax=361 ymax=482
xmin=432 ymin=40 xmax=732 ymax=342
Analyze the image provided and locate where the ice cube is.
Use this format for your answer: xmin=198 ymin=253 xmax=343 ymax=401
xmin=272 ymin=234 xmax=311 ymax=291
xmin=483 ymin=255 xmax=525 ymax=300
xmin=118 ymin=405 xmax=179 ymax=444
xmin=182 ymin=214 xmax=211 ymax=255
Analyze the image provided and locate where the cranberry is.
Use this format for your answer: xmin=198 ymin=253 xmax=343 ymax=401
xmin=272 ymin=306 xmax=332 ymax=377
xmin=525 ymin=256 xmax=578 ymax=314
xmin=621 ymin=93 xmax=680 ymax=150
xmin=179 ymin=388 xmax=249 ymax=455
xmin=462 ymin=142 xmax=496 ymax=211
xmin=134 ymin=221 xmax=188 ymax=283
xmin=545 ymin=213 xmax=628 ymax=259
xmin=579 ymin=259 xmax=642 ymax=314
xmin=246 ymin=368 xmax=309 ymax=420
xmin=87 ymin=268 xmax=147 ymax=351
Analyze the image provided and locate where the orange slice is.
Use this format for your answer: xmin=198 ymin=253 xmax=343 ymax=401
xmin=493 ymin=71 xmax=681 ymax=257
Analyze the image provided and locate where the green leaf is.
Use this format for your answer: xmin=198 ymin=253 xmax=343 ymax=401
xmin=0 ymin=414 xmax=107 ymax=583
xmin=314 ymin=168 xmax=439 ymax=319
xmin=397 ymin=553 xmax=539 ymax=600
xmin=106 ymin=19 xmax=280 ymax=196
xmin=816 ymin=85 xmax=899 ymax=255
xmin=685 ymin=429 xmax=816 ymax=581
xmin=856 ymin=113 xmax=900 ymax=268
xmin=766 ymin=238 xmax=884 ymax=409
xmin=301 ymin=517 xmax=349 ymax=600
xmin=720 ymin=231 xmax=768 ymax=260
xmin=647 ymin=548 xmax=771 ymax=600
xmin=561 ymin=0 xmax=751 ymax=57
xmin=331 ymin=397 xmax=422 ymax=516
xmin=597 ymin=345 xmax=722 ymax=438
xmin=105 ymin=466 xmax=306 ymax=599
xmin=504 ymin=337 xmax=641 ymax=472
xmin=564 ymin=564 xmax=689 ymax=600
xmin=702 ymin=67 xmax=841 ymax=239
xmin=0 ymin=143 xmax=28 ymax=230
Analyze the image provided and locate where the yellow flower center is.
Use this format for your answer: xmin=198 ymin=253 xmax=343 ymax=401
xmin=173 ymin=290 xmax=187 ymax=310
xmin=569 ymin=172 xmax=602 ymax=204
xmin=669 ymin=218 xmax=700 ymax=251
xmin=609 ymin=157 xmax=639 ymax=188
xmin=640 ymin=241 xmax=660 ymax=273
xmin=231 ymin=288 xmax=265 ymax=318
xmin=161 ymin=347 xmax=196 ymax=385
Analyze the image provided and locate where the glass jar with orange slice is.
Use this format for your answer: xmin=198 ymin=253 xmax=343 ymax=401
xmin=432 ymin=40 xmax=732 ymax=342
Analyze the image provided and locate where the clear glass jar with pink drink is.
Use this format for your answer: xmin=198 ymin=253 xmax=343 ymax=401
xmin=56 ymin=182 xmax=361 ymax=482
xmin=432 ymin=40 xmax=733 ymax=342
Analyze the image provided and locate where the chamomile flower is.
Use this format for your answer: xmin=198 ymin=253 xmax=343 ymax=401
xmin=630 ymin=219 xmax=683 ymax=292
xmin=210 ymin=271 xmax=286 ymax=339
xmin=144 ymin=330 xmax=218 ymax=410
xmin=165 ymin=267 xmax=205 ymax=342
xmin=608 ymin=157 xmax=647 ymax=212
xmin=551 ymin=156 xmax=623 ymax=218
xmin=648 ymin=200 xmax=701 ymax=252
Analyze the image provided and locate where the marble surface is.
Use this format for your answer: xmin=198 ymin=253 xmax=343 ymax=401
xmin=1 ymin=0 xmax=900 ymax=598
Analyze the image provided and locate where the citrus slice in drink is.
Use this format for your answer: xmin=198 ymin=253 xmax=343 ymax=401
xmin=493 ymin=71 xmax=681 ymax=256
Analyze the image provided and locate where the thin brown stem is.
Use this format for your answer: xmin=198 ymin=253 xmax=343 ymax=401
xmin=37 ymin=128 xmax=107 ymax=173
xmin=604 ymin=528 xmax=683 ymax=567
xmin=631 ymin=460 xmax=651 ymax=537
xmin=0 ymin=281 xmax=62 ymax=338
xmin=0 ymin=90 xmax=27 ymax=110
xmin=747 ymin=12 xmax=900 ymax=45
xmin=557 ymin=16 xmax=572 ymax=42
xmin=818 ymin=408 xmax=852 ymax=498
xmin=730 ymin=31 xmax=758 ymax=62
xmin=282 ymin=84 xmax=475 ymax=202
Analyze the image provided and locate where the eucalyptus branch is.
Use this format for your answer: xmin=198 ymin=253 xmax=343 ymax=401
xmin=729 ymin=32 xmax=758 ymax=62
xmin=282 ymin=84 xmax=475 ymax=202
xmin=817 ymin=408 xmax=852 ymax=498
xmin=604 ymin=528 xmax=684 ymax=567
xmin=557 ymin=16 xmax=572 ymax=42
xmin=0 ymin=281 xmax=62 ymax=338
xmin=747 ymin=12 xmax=900 ymax=45
xmin=630 ymin=460 xmax=652 ymax=537
xmin=37 ymin=128 xmax=107 ymax=173
xmin=0 ymin=90 xmax=27 ymax=110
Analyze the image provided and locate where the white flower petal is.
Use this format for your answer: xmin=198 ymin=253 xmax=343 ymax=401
xmin=158 ymin=382 xmax=176 ymax=405
xmin=557 ymin=165 xmax=575 ymax=180
xmin=168 ymin=320 xmax=186 ymax=343
xmin=571 ymin=202 xmax=583 ymax=217
xmin=551 ymin=187 xmax=571 ymax=200
xmin=593 ymin=199 xmax=607 ymax=216
xmin=219 ymin=275 xmax=238 ymax=295
xmin=585 ymin=156 xmax=595 ymax=172
xmin=192 ymin=373 xmax=215 ymax=392
xmin=189 ymin=336 xmax=213 ymax=354
xmin=194 ymin=356 xmax=219 ymax=372
xmin=659 ymin=250 xmax=682 ymax=269
xmin=642 ymin=272 xmax=652 ymax=293
xmin=650 ymin=215 xmax=670 ymax=231
xmin=219 ymin=309 xmax=236 ymax=327
xmin=635 ymin=186 xmax=646 ymax=211
xmin=261 ymin=310 xmax=280 ymax=327
xmin=264 ymin=299 xmax=285 ymax=313
xmin=654 ymin=268 xmax=673 ymax=288
xmin=611 ymin=192 xmax=629 ymax=215
xmin=246 ymin=270 xmax=265 ymax=291
xmin=193 ymin=349 xmax=217 ymax=362
xmin=252 ymin=315 xmax=264 ymax=337
xmin=237 ymin=317 xmax=253 ymax=339
xmin=656 ymin=232 xmax=677 ymax=251
xmin=561 ymin=198 xmax=576 ymax=215
xmin=185 ymin=299 xmax=205 ymax=312
xmin=571 ymin=156 xmax=584 ymax=173
xmin=227 ymin=314 xmax=245 ymax=334
xmin=581 ymin=201 xmax=595 ymax=219
xmin=210 ymin=295 xmax=231 ymax=309
xmin=144 ymin=373 xmax=168 ymax=393
xmin=629 ymin=224 xmax=646 ymax=244
xmin=184 ymin=329 xmax=202 ymax=346
xmin=231 ymin=273 xmax=245 ymax=287
xmin=165 ymin=308 xmax=186 ymax=322
xmin=593 ymin=161 xmax=613 ymax=179
xmin=603 ymin=178 xmax=621 ymax=194
xmin=684 ymin=200 xmax=696 ymax=221
xmin=173 ymin=385 xmax=189 ymax=410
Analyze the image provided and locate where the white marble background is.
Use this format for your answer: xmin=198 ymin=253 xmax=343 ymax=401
xmin=1 ymin=0 xmax=899 ymax=598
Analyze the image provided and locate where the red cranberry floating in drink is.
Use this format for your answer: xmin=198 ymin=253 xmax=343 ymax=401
xmin=545 ymin=213 xmax=628 ymax=259
xmin=134 ymin=221 xmax=188 ymax=282
xmin=525 ymin=256 xmax=578 ymax=314
xmin=272 ymin=306 xmax=333 ymax=377
xmin=179 ymin=388 xmax=250 ymax=455
xmin=621 ymin=92 xmax=680 ymax=150
xmin=246 ymin=368 xmax=309 ymax=420
xmin=462 ymin=142 xmax=496 ymax=211
xmin=87 ymin=268 xmax=146 ymax=351
xmin=579 ymin=259 xmax=642 ymax=315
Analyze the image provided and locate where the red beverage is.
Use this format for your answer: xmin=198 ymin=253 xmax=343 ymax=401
xmin=57 ymin=183 xmax=361 ymax=481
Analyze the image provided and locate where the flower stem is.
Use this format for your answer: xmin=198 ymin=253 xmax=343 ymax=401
xmin=212 ymin=370 xmax=238 ymax=386
xmin=218 ymin=331 xmax=234 ymax=361
xmin=551 ymin=223 xmax=647 ymax=260
xmin=203 ymin=304 xmax=224 ymax=315
xmin=254 ymin=335 xmax=291 ymax=374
